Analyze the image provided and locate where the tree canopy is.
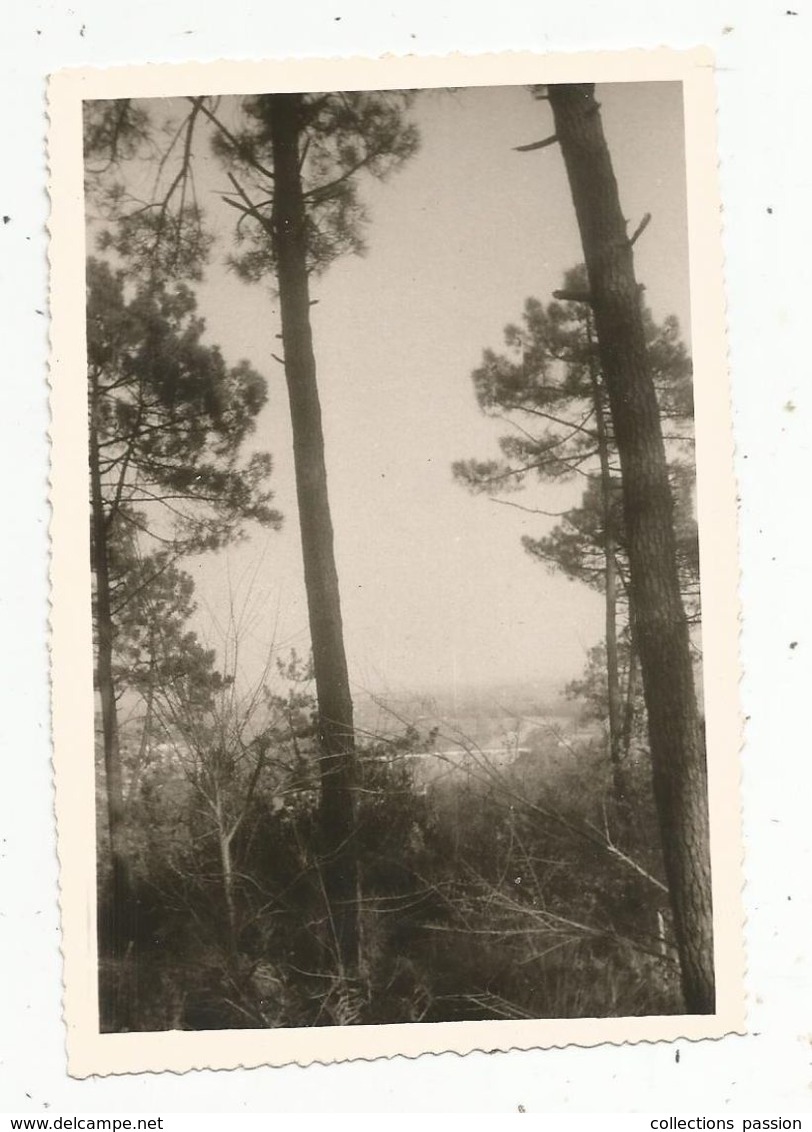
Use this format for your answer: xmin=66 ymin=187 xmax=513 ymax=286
xmin=454 ymin=269 xmax=697 ymax=617
xmin=87 ymin=255 xmax=281 ymax=560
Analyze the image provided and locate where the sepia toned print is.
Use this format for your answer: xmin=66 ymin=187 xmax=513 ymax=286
xmin=49 ymin=49 xmax=744 ymax=1076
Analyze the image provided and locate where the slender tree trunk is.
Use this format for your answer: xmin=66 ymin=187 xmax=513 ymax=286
xmin=549 ymin=84 xmax=715 ymax=1013
xmin=217 ymin=822 xmax=238 ymax=957
xmin=268 ymin=93 xmax=361 ymax=976
xmin=603 ymin=532 xmax=624 ymax=788
xmin=622 ymin=634 xmax=641 ymax=761
xmin=89 ymin=392 xmax=135 ymax=1025
xmin=586 ymin=339 xmax=625 ymax=813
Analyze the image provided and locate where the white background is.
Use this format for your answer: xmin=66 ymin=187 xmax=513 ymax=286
xmin=2 ymin=0 xmax=810 ymax=1115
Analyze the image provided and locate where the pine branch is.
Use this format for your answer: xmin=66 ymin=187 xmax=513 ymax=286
xmin=488 ymin=497 xmax=572 ymax=519
xmin=514 ymin=133 xmax=559 ymax=153
xmin=553 ymin=288 xmax=592 ymax=303
xmin=629 ymin=211 xmax=652 ymax=247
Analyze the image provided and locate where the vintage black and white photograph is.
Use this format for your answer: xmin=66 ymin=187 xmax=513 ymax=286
xmin=49 ymin=50 xmax=743 ymax=1074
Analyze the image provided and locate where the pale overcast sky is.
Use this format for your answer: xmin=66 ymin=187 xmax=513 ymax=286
xmin=112 ymin=81 xmax=690 ymax=698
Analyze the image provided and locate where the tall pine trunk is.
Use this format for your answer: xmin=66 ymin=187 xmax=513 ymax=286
xmin=89 ymin=385 xmax=135 ymax=1026
xmin=268 ymin=93 xmax=361 ymax=976
xmin=548 ymin=83 xmax=715 ymax=1012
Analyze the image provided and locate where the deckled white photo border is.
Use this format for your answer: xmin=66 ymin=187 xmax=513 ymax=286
xmin=49 ymin=47 xmax=745 ymax=1078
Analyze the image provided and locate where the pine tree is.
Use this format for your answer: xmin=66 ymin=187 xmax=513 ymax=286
xmin=546 ymin=82 xmax=714 ymax=1012
xmin=87 ymin=257 xmax=280 ymax=987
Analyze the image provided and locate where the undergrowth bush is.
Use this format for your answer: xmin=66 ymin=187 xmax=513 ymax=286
xmin=97 ymin=715 xmax=681 ymax=1031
